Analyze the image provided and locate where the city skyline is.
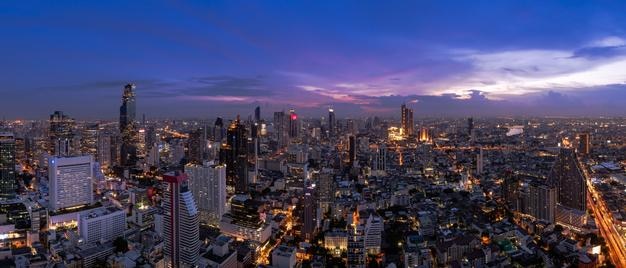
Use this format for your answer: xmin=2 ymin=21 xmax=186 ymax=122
xmin=2 ymin=1 xmax=626 ymax=118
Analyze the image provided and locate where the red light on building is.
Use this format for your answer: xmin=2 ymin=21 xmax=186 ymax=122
xmin=291 ymin=114 xmax=297 ymax=120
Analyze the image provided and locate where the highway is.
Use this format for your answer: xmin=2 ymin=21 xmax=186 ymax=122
xmin=582 ymin=161 xmax=626 ymax=268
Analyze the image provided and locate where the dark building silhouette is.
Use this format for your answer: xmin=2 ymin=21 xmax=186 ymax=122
xmin=401 ymin=104 xmax=413 ymax=137
xmin=220 ymin=116 xmax=248 ymax=194
xmin=328 ymin=108 xmax=336 ymax=138
xmin=119 ymin=83 xmax=137 ymax=167
xmin=214 ymin=117 xmax=225 ymax=142
xmin=0 ymin=133 xmax=17 ymax=199
xmin=349 ymin=135 xmax=356 ymax=165
xmin=49 ymin=111 xmax=75 ymax=156
xmin=254 ymin=106 xmax=261 ymax=122
xmin=549 ymin=148 xmax=587 ymax=211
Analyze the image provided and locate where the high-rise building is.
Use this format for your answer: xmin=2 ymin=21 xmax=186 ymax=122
xmin=162 ymin=171 xmax=201 ymax=268
xmin=373 ymin=144 xmax=387 ymax=171
xmin=49 ymin=111 xmax=75 ymax=157
xmin=254 ymin=106 xmax=261 ymax=122
xmin=347 ymin=213 xmax=366 ymax=268
xmin=187 ymin=128 xmax=205 ymax=164
xmin=219 ymin=194 xmax=271 ymax=243
xmin=328 ymin=108 xmax=336 ymax=138
xmin=467 ymin=117 xmax=474 ymax=136
xmin=274 ymin=111 xmax=288 ymax=147
xmin=348 ymin=135 xmax=356 ymax=165
xmin=220 ymin=116 xmax=248 ymax=194
xmin=528 ymin=180 xmax=556 ymax=223
xmin=549 ymin=148 xmax=587 ymax=212
xmin=578 ymin=133 xmax=591 ymax=155
xmin=184 ymin=162 xmax=227 ymax=225
xmin=364 ymin=214 xmax=383 ymax=254
xmin=476 ymin=147 xmax=484 ymax=175
xmin=400 ymin=104 xmax=414 ymax=137
xmin=48 ymin=155 xmax=94 ymax=211
xmin=79 ymin=207 xmax=126 ymax=244
xmin=302 ymin=187 xmax=318 ymax=241
xmin=288 ymin=109 xmax=299 ymax=139
xmin=317 ymin=171 xmax=335 ymax=214
xmin=119 ymin=83 xmax=137 ymax=167
xmin=0 ymin=133 xmax=17 ymax=199
xmin=80 ymin=123 xmax=99 ymax=157
xmin=214 ymin=117 xmax=225 ymax=142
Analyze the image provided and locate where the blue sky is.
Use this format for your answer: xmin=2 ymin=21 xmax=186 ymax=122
xmin=1 ymin=1 xmax=626 ymax=119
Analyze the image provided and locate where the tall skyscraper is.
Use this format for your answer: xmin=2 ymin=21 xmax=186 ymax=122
xmin=348 ymin=210 xmax=366 ymax=268
xmin=119 ymin=83 xmax=137 ymax=167
xmin=254 ymin=106 xmax=261 ymax=122
xmin=578 ymin=133 xmax=591 ymax=155
xmin=328 ymin=108 xmax=336 ymax=138
xmin=528 ymin=180 xmax=557 ymax=223
xmin=96 ymin=133 xmax=112 ymax=168
xmin=162 ymin=171 xmax=200 ymax=268
xmin=348 ymin=135 xmax=356 ymax=165
xmin=48 ymin=155 xmax=94 ymax=211
xmin=185 ymin=161 xmax=227 ymax=225
xmin=400 ymin=104 xmax=414 ymax=137
xmin=274 ymin=111 xmax=288 ymax=147
xmin=302 ymin=186 xmax=318 ymax=241
xmin=373 ymin=144 xmax=387 ymax=171
xmin=187 ymin=128 xmax=205 ymax=164
xmin=0 ymin=133 xmax=17 ymax=199
xmin=49 ymin=111 xmax=75 ymax=157
xmin=467 ymin=117 xmax=474 ymax=136
xmin=214 ymin=117 xmax=225 ymax=142
xmin=476 ymin=147 xmax=484 ymax=175
xmin=220 ymin=116 xmax=248 ymax=194
xmin=288 ymin=109 xmax=299 ymax=139
xmin=550 ymin=148 xmax=587 ymax=212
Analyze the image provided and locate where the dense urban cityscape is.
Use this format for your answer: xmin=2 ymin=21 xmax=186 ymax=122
xmin=0 ymin=82 xmax=625 ymax=267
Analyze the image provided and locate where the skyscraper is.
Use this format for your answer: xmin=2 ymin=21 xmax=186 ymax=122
xmin=578 ymin=133 xmax=591 ymax=155
xmin=187 ymin=128 xmax=205 ymax=164
xmin=401 ymin=104 xmax=414 ymax=137
xmin=476 ymin=147 xmax=484 ymax=175
xmin=185 ymin=161 xmax=227 ymax=225
xmin=348 ymin=135 xmax=356 ymax=165
xmin=48 ymin=155 xmax=94 ymax=211
xmin=162 ymin=171 xmax=200 ymax=268
xmin=254 ymin=106 xmax=261 ymax=122
xmin=214 ymin=117 xmax=225 ymax=142
xmin=0 ymin=133 xmax=17 ymax=199
xmin=288 ymin=109 xmax=299 ymax=139
xmin=120 ymin=83 xmax=137 ymax=167
xmin=373 ymin=144 xmax=387 ymax=171
xmin=220 ymin=116 xmax=248 ymax=194
xmin=549 ymin=148 xmax=587 ymax=212
xmin=528 ymin=180 xmax=557 ymax=223
xmin=49 ymin=111 xmax=75 ymax=157
xmin=302 ymin=186 xmax=318 ymax=241
xmin=467 ymin=117 xmax=474 ymax=136
xmin=274 ymin=111 xmax=288 ymax=147
xmin=328 ymin=108 xmax=336 ymax=138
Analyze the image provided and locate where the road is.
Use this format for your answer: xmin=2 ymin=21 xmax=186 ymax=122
xmin=582 ymin=161 xmax=626 ymax=267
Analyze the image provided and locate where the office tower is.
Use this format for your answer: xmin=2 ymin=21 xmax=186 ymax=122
xmin=274 ymin=111 xmax=288 ymax=147
xmin=328 ymin=108 xmax=336 ymax=138
xmin=80 ymin=123 xmax=99 ymax=157
xmin=373 ymin=144 xmax=387 ymax=171
xmin=0 ymin=133 xmax=17 ymax=199
xmin=467 ymin=117 xmax=474 ymax=136
xmin=162 ymin=171 xmax=200 ymax=268
xmin=418 ymin=127 xmax=430 ymax=142
xmin=49 ymin=111 xmax=75 ymax=157
xmin=400 ymin=104 xmax=414 ymax=137
xmin=302 ymin=187 xmax=318 ymax=241
xmin=348 ymin=135 xmax=356 ymax=165
xmin=96 ymin=133 xmax=112 ymax=168
xmin=528 ymin=180 xmax=556 ymax=223
xmin=254 ymin=106 xmax=261 ymax=122
xmin=214 ymin=117 xmax=224 ymax=142
xmin=48 ymin=155 xmax=94 ymax=211
xmin=79 ymin=207 xmax=126 ymax=244
xmin=288 ymin=109 xmax=299 ymax=139
xmin=184 ymin=162 xmax=227 ymax=225
xmin=120 ymin=83 xmax=138 ymax=167
xmin=348 ymin=211 xmax=366 ymax=268
xmin=14 ymin=137 xmax=25 ymax=164
xmin=476 ymin=147 xmax=484 ymax=174
xmin=220 ymin=116 xmax=248 ymax=194
xmin=187 ymin=128 xmax=204 ymax=164
xmin=219 ymin=194 xmax=271 ymax=243
xmin=364 ymin=214 xmax=383 ymax=254
xmin=318 ymin=171 xmax=335 ymax=214
xmin=578 ymin=133 xmax=591 ymax=155
xmin=549 ymin=148 xmax=587 ymax=211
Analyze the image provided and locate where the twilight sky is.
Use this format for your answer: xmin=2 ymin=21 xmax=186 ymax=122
xmin=2 ymin=1 xmax=626 ymax=119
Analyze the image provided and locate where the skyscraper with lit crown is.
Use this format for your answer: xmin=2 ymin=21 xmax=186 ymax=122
xmin=119 ymin=83 xmax=137 ymax=167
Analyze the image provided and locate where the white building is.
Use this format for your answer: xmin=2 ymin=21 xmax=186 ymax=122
xmin=49 ymin=155 xmax=94 ymax=211
xmin=364 ymin=214 xmax=383 ymax=254
xmin=271 ymin=245 xmax=296 ymax=268
xmin=79 ymin=207 xmax=126 ymax=244
xmin=185 ymin=161 xmax=227 ymax=225
xmin=218 ymin=214 xmax=271 ymax=244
